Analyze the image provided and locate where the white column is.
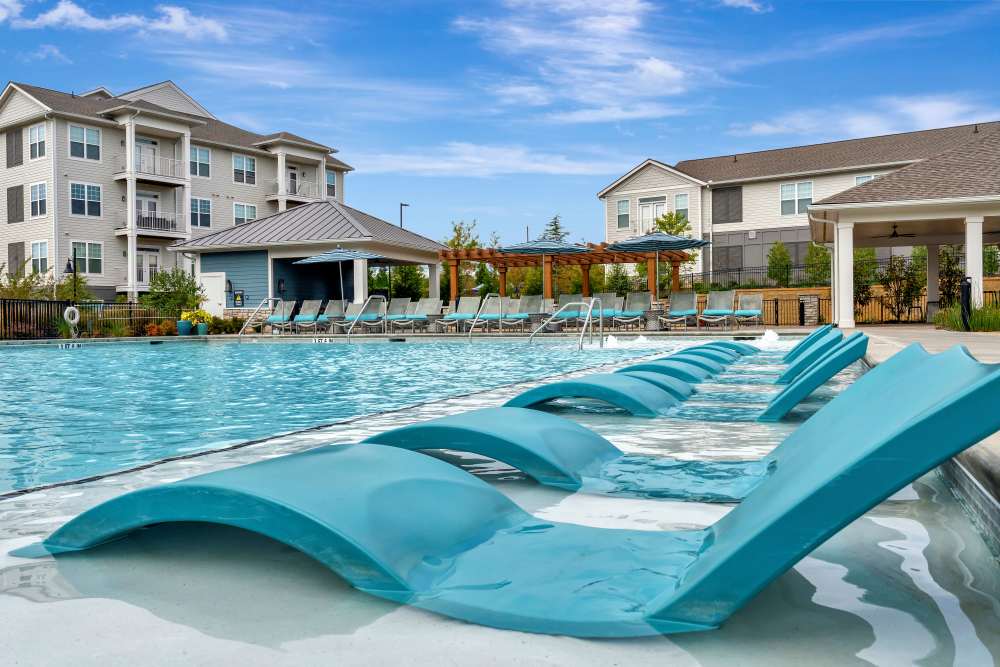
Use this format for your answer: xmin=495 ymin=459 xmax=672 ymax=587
xmin=125 ymin=118 xmax=138 ymax=302
xmin=319 ymin=158 xmax=327 ymax=200
xmin=276 ymin=151 xmax=287 ymax=212
xmin=428 ymin=263 xmax=441 ymax=299
xmin=353 ymin=258 xmax=368 ymax=304
xmin=926 ymin=244 xmax=939 ymax=320
xmin=834 ymin=221 xmax=855 ymax=328
xmin=830 ymin=238 xmax=838 ymax=324
xmin=181 ymin=131 xmax=192 ymax=242
xmin=966 ymin=216 xmax=984 ymax=307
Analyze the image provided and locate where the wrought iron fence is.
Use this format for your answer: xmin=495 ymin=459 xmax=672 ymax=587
xmin=0 ymin=299 xmax=71 ymax=339
xmin=0 ymin=299 xmax=177 ymax=340
xmin=75 ymin=303 xmax=176 ymax=337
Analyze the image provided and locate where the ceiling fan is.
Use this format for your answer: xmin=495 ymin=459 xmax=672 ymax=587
xmin=872 ymin=224 xmax=917 ymax=239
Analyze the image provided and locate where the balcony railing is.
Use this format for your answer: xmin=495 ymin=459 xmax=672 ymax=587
xmin=126 ymin=211 xmax=182 ymax=233
xmin=270 ymin=178 xmax=319 ymax=198
xmin=117 ymin=149 xmax=187 ymax=179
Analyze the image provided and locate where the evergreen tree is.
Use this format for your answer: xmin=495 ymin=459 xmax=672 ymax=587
xmin=766 ymin=242 xmax=792 ymax=287
xmin=538 ymin=215 xmax=569 ymax=242
xmin=392 ymin=265 xmax=428 ymax=300
xmin=440 ymin=220 xmax=481 ymax=298
xmin=803 ymin=243 xmax=831 ymax=286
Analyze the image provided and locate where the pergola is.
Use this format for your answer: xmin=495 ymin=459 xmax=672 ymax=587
xmin=438 ymin=243 xmax=692 ymax=301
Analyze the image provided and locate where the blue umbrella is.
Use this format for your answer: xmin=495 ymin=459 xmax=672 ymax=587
xmin=294 ymin=247 xmax=384 ymax=303
xmin=607 ymin=232 xmax=710 ymax=300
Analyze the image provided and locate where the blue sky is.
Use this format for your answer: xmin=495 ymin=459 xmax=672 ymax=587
xmin=2 ymin=0 xmax=1000 ymax=245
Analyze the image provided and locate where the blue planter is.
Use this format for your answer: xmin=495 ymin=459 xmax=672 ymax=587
xmin=196 ymin=323 xmax=209 ymax=336
xmin=177 ymin=320 xmax=193 ymax=336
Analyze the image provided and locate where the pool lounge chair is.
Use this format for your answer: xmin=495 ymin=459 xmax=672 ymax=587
xmin=659 ymin=291 xmax=697 ymax=329
xmin=357 ymin=299 xmax=392 ymax=333
xmin=440 ymin=296 xmax=482 ymax=332
xmin=331 ymin=301 xmax=382 ymax=333
xmin=470 ymin=296 xmax=512 ymax=332
xmin=783 ymin=324 xmax=833 ymax=363
xmin=697 ymin=290 xmax=735 ymax=329
xmin=550 ymin=294 xmax=585 ymax=328
xmin=266 ymin=300 xmax=298 ymax=334
xmin=498 ymin=295 xmax=541 ymax=332
xmin=291 ymin=300 xmax=323 ymax=333
xmin=733 ymin=293 xmax=763 ymax=328
xmin=389 ymin=298 xmax=442 ymax=332
xmin=315 ymin=300 xmax=345 ymax=333
xmin=22 ymin=342 xmax=1000 ymax=638
xmin=612 ymin=292 xmax=651 ymax=330
xmin=380 ymin=298 xmax=414 ymax=330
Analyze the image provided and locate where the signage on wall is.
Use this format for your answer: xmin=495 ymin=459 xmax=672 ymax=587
xmin=233 ymin=290 xmax=245 ymax=307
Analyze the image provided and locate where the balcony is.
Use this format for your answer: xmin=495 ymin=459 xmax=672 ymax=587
xmin=266 ymin=178 xmax=321 ymax=203
xmin=113 ymin=149 xmax=188 ymax=186
xmin=115 ymin=211 xmax=187 ymax=239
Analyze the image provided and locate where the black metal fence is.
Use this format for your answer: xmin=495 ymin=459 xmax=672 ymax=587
xmin=0 ymin=299 xmax=176 ymax=340
xmin=0 ymin=299 xmax=72 ymax=339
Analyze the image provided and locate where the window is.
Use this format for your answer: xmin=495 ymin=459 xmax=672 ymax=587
xmin=674 ymin=193 xmax=689 ymax=221
xmin=69 ymin=125 xmax=100 ymax=161
xmin=30 ymin=241 xmax=48 ymax=273
xmin=70 ymin=241 xmax=102 ymax=274
xmin=234 ymin=203 xmax=257 ymax=225
xmin=780 ymin=181 xmax=812 ymax=215
xmin=30 ymin=183 xmax=46 ymax=217
xmin=191 ymin=197 xmax=211 ymax=227
xmin=233 ymin=154 xmax=256 ymax=184
xmin=190 ymin=146 xmax=210 ymax=178
xmin=70 ymin=183 xmax=101 ymax=217
xmin=616 ymin=200 xmax=630 ymax=229
xmin=326 ymin=170 xmax=336 ymax=197
xmin=855 ymin=174 xmax=885 ymax=186
xmin=712 ymin=186 xmax=742 ymax=224
xmin=28 ymin=124 xmax=46 ymax=159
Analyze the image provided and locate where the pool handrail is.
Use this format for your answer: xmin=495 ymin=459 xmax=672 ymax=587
xmin=238 ymin=297 xmax=284 ymax=336
xmin=345 ymin=295 xmax=387 ymax=341
xmin=528 ymin=298 xmax=603 ymax=350
xmin=468 ymin=293 xmax=503 ymax=339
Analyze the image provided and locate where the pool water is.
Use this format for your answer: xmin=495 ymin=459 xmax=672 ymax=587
xmin=0 ymin=338 xmax=685 ymax=493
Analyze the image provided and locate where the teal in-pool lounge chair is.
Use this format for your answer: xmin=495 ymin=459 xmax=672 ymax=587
xmin=783 ymin=324 xmax=833 ymax=363
xmin=23 ymin=343 xmax=1000 ymax=638
xmin=612 ymin=291 xmax=651 ymax=330
xmin=659 ymin=291 xmax=697 ymax=329
xmin=291 ymin=300 xmax=323 ymax=332
xmin=733 ymin=293 xmax=763 ymax=327
xmin=505 ymin=372 xmax=682 ymax=417
xmin=697 ymin=290 xmax=735 ymax=330
xmin=774 ymin=328 xmax=843 ymax=384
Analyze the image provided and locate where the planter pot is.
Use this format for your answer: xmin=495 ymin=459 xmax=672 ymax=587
xmin=196 ymin=323 xmax=209 ymax=336
xmin=177 ymin=320 xmax=193 ymax=336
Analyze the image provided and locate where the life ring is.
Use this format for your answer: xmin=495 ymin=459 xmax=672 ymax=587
xmin=63 ymin=306 xmax=80 ymax=325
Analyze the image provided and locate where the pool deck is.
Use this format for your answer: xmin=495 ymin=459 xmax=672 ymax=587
xmin=854 ymin=324 xmax=1000 ymax=554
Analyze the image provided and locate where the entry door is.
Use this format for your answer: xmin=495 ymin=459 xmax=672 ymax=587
xmin=638 ymin=202 xmax=665 ymax=233
xmin=136 ymin=249 xmax=160 ymax=285
xmin=199 ymin=272 xmax=226 ymax=316
xmin=136 ymin=194 xmax=158 ymax=229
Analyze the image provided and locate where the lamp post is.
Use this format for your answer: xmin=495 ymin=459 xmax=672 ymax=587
xmin=399 ymin=202 xmax=409 ymax=228
xmin=62 ymin=248 xmax=78 ymax=303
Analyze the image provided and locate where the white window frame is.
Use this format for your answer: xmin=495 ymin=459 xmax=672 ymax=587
xmin=30 ymin=240 xmax=48 ymax=274
xmin=233 ymin=202 xmax=257 ymax=226
xmin=855 ymin=173 xmax=886 ymax=186
xmin=616 ymin=199 xmax=630 ymax=229
xmin=191 ymin=197 xmax=212 ymax=228
xmin=69 ymin=240 xmax=104 ymax=276
xmin=326 ymin=169 xmax=337 ymax=198
xmin=68 ymin=181 xmax=102 ymax=219
xmin=232 ymin=153 xmax=257 ymax=185
xmin=779 ymin=180 xmax=812 ymax=216
xmin=29 ymin=181 xmax=47 ymax=218
xmin=68 ymin=123 xmax=102 ymax=163
xmin=28 ymin=123 xmax=46 ymax=160
xmin=190 ymin=145 xmax=211 ymax=179
xmin=673 ymin=193 xmax=689 ymax=221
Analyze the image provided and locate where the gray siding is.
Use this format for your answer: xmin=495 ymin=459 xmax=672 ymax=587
xmin=0 ymin=112 xmax=53 ymax=274
xmin=123 ymin=85 xmax=210 ymax=118
xmin=189 ymin=145 xmax=278 ymax=239
xmin=200 ymin=250 xmax=268 ymax=307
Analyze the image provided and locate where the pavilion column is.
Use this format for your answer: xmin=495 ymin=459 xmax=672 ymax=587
xmin=646 ymin=255 xmax=657 ymax=294
xmin=428 ymin=263 xmax=440 ymax=299
xmin=834 ymin=221 xmax=855 ymax=328
xmin=581 ymin=265 xmax=591 ymax=297
xmin=449 ymin=260 xmax=459 ymax=304
xmin=543 ymin=256 xmax=553 ymax=299
xmin=966 ymin=216 xmax=984 ymax=307
xmin=926 ymin=244 xmax=939 ymax=321
xmin=671 ymin=261 xmax=681 ymax=292
xmin=830 ymin=243 xmax=838 ymax=323
xmin=352 ymin=258 xmax=368 ymax=304
xmin=498 ymin=266 xmax=507 ymax=297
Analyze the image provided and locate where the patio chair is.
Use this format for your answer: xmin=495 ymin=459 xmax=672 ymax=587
xmin=331 ymin=301 xmax=383 ymax=333
xmin=734 ymin=293 xmax=764 ymax=328
xmin=389 ymin=298 xmax=442 ymax=332
xmin=358 ymin=298 xmax=391 ymax=333
xmin=470 ymin=296 xmax=512 ymax=332
xmin=382 ymin=298 xmax=414 ymax=328
xmin=659 ymin=291 xmax=697 ymax=329
xmin=440 ymin=296 xmax=481 ymax=332
xmin=697 ymin=290 xmax=736 ymax=330
xmin=315 ymin=300 xmax=345 ymax=333
xmin=499 ymin=295 xmax=540 ymax=332
xmin=593 ymin=292 xmax=623 ymax=322
xmin=291 ymin=300 xmax=323 ymax=333
xmin=612 ymin=292 xmax=651 ymax=330
xmin=551 ymin=294 xmax=585 ymax=329
xmin=266 ymin=300 xmax=297 ymax=334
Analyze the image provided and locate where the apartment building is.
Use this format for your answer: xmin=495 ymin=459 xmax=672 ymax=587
xmin=0 ymin=80 xmax=352 ymax=300
xmin=598 ymin=122 xmax=998 ymax=273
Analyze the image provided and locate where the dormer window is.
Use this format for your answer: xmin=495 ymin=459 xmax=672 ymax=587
xmin=326 ymin=170 xmax=336 ymax=197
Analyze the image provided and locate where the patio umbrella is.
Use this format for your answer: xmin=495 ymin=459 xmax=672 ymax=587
xmin=607 ymin=232 xmax=710 ymax=300
xmin=498 ymin=240 xmax=590 ymax=297
xmin=294 ymin=247 xmax=383 ymax=304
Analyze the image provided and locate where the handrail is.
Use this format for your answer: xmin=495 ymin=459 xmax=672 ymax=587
xmin=529 ymin=298 xmax=604 ymax=351
xmin=238 ymin=297 xmax=282 ymax=335
xmin=467 ymin=293 xmax=502 ymax=340
xmin=346 ymin=294 xmax=387 ymax=342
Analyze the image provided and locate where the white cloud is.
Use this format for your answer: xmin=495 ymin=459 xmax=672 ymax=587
xmin=490 ymin=83 xmax=553 ymax=107
xmin=352 ymin=142 xmax=630 ymax=177
xmin=719 ymin=0 xmax=772 ymax=13
xmin=18 ymin=43 xmax=72 ymax=63
xmin=729 ymin=94 xmax=1000 ymax=139
xmin=12 ymin=2 xmax=226 ymax=40
xmin=0 ymin=0 xmax=22 ymax=23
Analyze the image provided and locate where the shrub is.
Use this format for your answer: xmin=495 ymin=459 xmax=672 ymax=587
xmin=878 ymin=255 xmax=923 ymax=321
xmin=766 ymin=242 xmax=792 ymax=287
xmin=938 ymin=245 xmax=963 ymax=307
xmin=140 ymin=268 xmax=205 ymax=317
xmin=803 ymin=243 xmax=831 ymax=286
xmin=145 ymin=323 xmax=162 ymax=337
xmin=933 ymin=304 xmax=1000 ymax=331
xmin=159 ymin=319 xmax=177 ymax=336
xmin=180 ymin=309 xmax=212 ymax=324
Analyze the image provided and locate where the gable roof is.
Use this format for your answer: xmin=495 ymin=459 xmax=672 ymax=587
xmin=813 ymin=126 xmax=1000 ymax=207
xmin=597 ymin=159 xmax=706 ymax=198
xmin=171 ymin=200 xmax=445 ymax=253
xmin=673 ymin=122 xmax=1000 ymax=184
xmin=116 ymin=80 xmax=217 ymax=119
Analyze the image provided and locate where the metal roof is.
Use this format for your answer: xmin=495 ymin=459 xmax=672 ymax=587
xmin=172 ymin=200 xmax=445 ymax=253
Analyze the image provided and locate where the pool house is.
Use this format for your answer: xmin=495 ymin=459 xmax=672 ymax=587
xmin=171 ymin=200 xmax=445 ymax=315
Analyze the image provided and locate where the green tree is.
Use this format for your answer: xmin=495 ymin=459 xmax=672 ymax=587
xmin=605 ymin=263 xmax=632 ymax=296
xmin=766 ymin=242 xmax=792 ymax=287
xmin=440 ymin=220 xmax=481 ymax=298
xmin=55 ymin=272 xmax=96 ymax=302
xmin=139 ymin=267 xmax=205 ymax=316
xmin=654 ymin=210 xmax=698 ymax=272
xmin=938 ymin=245 xmax=963 ymax=306
xmin=984 ymin=245 xmax=999 ymax=276
xmin=878 ymin=255 xmax=923 ymax=321
xmin=392 ymin=265 xmax=427 ymax=300
xmin=0 ymin=261 xmax=52 ymax=299
xmin=803 ymin=243 xmax=831 ymax=286
xmin=853 ymin=248 xmax=878 ymax=316
xmin=538 ymin=214 xmax=569 ymax=242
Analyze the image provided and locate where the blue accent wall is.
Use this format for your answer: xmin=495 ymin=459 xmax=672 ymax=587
xmin=200 ymin=251 xmax=268 ymax=308
xmin=273 ymin=258 xmax=353 ymax=302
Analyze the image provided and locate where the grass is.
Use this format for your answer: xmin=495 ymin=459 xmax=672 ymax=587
xmin=932 ymin=304 xmax=1000 ymax=331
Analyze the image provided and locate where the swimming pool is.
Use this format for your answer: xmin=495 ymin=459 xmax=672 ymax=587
xmin=0 ymin=338 xmax=686 ymax=493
